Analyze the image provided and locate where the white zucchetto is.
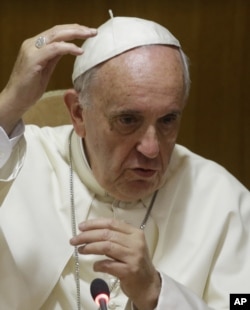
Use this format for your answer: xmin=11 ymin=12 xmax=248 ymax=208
xmin=72 ymin=15 xmax=180 ymax=82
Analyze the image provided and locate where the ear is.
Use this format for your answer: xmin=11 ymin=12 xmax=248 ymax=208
xmin=64 ymin=89 xmax=86 ymax=137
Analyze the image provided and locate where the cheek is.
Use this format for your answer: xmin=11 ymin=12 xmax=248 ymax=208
xmin=98 ymin=138 xmax=135 ymax=179
xmin=163 ymin=122 xmax=181 ymax=150
xmin=159 ymin=131 xmax=179 ymax=165
xmin=85 ymin=129 xmax=125 ymax=170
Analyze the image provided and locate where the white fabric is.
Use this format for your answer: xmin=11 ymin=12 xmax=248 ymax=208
xmin=72 ymin=16 xmax=180 ymax=81
xmin=0 ymin=125 xmax=250 ymax=310
xmin=0 ymin=121 xmax=24 ymax=168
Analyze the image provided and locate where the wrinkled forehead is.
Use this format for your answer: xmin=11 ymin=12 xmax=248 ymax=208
xmin=72 ymin=16 xmax=181 ymax=82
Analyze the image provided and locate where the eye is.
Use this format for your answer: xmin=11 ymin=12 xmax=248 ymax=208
xmin=158 ymin=112 xmax=180 ymax=133
xmin=119 ymin=115 xmax=138 ymax=125
xmin=161 ymin=113 xmax=178 ymax=124
xmin=109 ymin=113 xmax=143 ymax=135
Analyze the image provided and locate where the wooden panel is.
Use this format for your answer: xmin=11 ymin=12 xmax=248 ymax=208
xmin=0 ymin=0 xmax=249 ymax=188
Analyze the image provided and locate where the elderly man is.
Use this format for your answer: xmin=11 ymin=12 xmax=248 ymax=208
xmin=0 ymin=15 xmax=249 ymax=310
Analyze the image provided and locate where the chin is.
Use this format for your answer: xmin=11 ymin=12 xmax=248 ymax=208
xmin=110 ymin=182 xmax=158 ymax=202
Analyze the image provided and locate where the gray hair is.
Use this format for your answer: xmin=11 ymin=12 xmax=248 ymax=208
xmin=179 ymin=49 xmax=191 ymax=101
xmin=73 ymin=66 xmax=98 ymax=108
xmin=73 ymin=46 xmax=191 ymax=108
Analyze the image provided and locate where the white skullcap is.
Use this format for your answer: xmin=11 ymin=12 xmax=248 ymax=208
xmin=72 ymin=15 xmax=181 ymax=82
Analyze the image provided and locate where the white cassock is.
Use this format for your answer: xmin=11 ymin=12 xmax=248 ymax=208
xmin=0 ymin=124 xmax=249 ymax=310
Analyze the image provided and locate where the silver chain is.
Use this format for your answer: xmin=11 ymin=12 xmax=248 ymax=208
xmin=69 ymin=130 xmax=81 ymax=310
xmin=68 ymin=129 xmax=158 ymax=309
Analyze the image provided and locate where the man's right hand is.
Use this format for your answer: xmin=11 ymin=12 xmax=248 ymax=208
xmin=0 ymin=24 xmax=97 ymax=135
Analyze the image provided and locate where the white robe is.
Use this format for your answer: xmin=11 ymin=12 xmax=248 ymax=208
xmin=0 ymin=125 xmax=249 ymax=309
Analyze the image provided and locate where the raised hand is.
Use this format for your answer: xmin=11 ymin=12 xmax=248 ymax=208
xmin=0 ymin=24 xmax=97 ymax=135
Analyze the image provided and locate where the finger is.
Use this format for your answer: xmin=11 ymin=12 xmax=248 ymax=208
xmin=71 ymin=228 xmax=130 ymax=246
xmin=40 ymin=41 xmax=84 ymax=58
xmin=78 ymin=217 xmax=135 ymax=234
xmin=78 ymin=239 xmax=135 ymax=264
xmin=93 ymin=258 xmax=128 ymax=279
xmin=71 ymin=228 xmax=144 ymax=259
xmin=93 ymin=257 xmax=155 ymax=284
xmin=72 ymin=220 xmax=144 ymax=251
xmin=75 ymin=230 xmax=146 ymax=264
xmin=34 ymin=24 xmax=97 ymax=46
xmin=21 ymin=41 xmax=82 ymax=79
xmin=25 ymin=24 xmax=97 ymax=62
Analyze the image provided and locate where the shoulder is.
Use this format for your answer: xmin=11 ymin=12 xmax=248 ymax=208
xmin=24 ymin=124 xmax=73 ymax=146
xmin=158 ymin=144 xmax=250 ymax=213
xmin=154 ymin=144 xmax=249 ymax=226
xmin=24 ymin=124 xmax=74 ymax=160
xmin=168 ymin=144 xmax=248 ymax=192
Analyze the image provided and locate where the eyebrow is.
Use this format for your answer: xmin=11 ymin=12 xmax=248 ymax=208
xmin=164 ymin=110 xmax=182 ymax=116
xmin=107 ymin=109 xmax=143 ymax=120
xmin=107 ymin=107 xmax=182 ymax=121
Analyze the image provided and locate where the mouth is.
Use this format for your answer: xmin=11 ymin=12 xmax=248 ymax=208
xmin=132 ymin=168 xmax=157 ymax=178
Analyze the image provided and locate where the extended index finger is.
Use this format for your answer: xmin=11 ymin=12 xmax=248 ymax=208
xmin=35 ymin=24 xmax=97 ymax=45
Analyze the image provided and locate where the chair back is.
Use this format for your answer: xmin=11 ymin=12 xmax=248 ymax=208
xmin=23 ymin=90 xmax=71 ymax=126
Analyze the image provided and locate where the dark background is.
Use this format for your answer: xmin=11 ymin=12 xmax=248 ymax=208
xmin=0 ymin=0 xmax=249 ymax=188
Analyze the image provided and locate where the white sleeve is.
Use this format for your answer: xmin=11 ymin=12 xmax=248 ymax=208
xmin=128 ymin=272 xmax=213 ymax=310
xmin=156 ymin=273 xmax=213 ymax=310
xmin=0 ymin=121 xmax=26 ymax=205
xmin=0 ymin=121 xmax=24 ymax=168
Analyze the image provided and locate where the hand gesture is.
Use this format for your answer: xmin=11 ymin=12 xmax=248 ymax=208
xmin=70 ymin=218 xmax=161 ymax=310
xmin=0 ymin=24 xmax=97 ymax=134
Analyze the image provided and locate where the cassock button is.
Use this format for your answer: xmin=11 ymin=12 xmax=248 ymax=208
xmin=108 ymin=300 xmax=117 ymax=309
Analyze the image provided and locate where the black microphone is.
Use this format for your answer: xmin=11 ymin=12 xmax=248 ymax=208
xmin=90 ymin=278 xmax=110 ymax=310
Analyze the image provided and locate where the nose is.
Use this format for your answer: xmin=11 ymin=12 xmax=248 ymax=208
xmin=136 ymin=125 xmax=160 ymax=158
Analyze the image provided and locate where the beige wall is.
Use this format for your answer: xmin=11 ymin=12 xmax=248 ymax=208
xmin=1 ymin=0 xmax=249 ymax=188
